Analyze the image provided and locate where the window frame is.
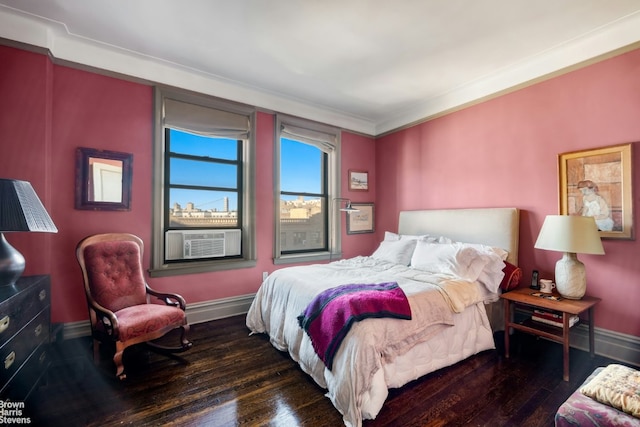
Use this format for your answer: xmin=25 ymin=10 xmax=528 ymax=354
xmin=274 ymin=114 xmax=341 ymax=264
xmin=150 ymin=87 xmax=257 ymax=277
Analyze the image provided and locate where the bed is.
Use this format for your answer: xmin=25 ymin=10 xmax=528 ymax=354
xmin=246 ymin=207 xmax=520 ymax=427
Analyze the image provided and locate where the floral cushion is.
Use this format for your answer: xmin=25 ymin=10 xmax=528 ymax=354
xmin=555 ymin=367 xmax=640 ymax=427
xmin=580 ymin=364 xmax=640 ymax=418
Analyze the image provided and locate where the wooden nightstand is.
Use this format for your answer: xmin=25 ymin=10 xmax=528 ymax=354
xmin=500 ymin=287 xmax=601 ymax=381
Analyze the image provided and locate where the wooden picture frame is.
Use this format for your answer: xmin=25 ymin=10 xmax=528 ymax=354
xmin=347 ymin=203 xmax=375 ymax=234
xmin=348 ymin=170 xmax=368 ymax=191
xmin=559 ymin=143 xmax=633 ymax=239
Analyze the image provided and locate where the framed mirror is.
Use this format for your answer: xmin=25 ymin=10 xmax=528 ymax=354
xmin=75 ymin=147 xmax=133 ymax=211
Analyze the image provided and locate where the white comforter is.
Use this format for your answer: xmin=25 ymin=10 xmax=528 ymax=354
xmin=246 ymin=256 xmax=498 ymax=427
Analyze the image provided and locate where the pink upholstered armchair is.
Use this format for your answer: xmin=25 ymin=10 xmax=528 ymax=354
xmin=76 ymin=233 xmax=192 ymax=380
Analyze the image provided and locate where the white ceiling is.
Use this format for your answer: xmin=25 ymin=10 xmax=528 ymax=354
xmin=1 ymin=1 xmax=640 ymax=135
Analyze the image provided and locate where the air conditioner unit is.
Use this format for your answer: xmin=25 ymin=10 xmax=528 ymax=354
xmin=165 ymin=229 xmax=241 ymax=260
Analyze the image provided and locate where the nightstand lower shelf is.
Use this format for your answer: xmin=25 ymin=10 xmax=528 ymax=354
xmin=517 ymin=318 xmax=579 ymax=340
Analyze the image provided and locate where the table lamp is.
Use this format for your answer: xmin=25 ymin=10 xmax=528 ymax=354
xmin=0 ymin=179 xmax=58 ymax=287
xmin=534 ymin=215 xmax=604 ymax=299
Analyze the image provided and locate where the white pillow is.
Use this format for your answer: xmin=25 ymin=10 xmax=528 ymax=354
xmin=384 ymin=231 xmax=401 ymax=241
xmin=402 ymin=234 xmax=447 ymax=243
xmin=475 ymin=255 xmax=506 ymax=293
xmin=428 ymin=235 xmax=454 ymax=244
xmin=383 ymin=231 xmax=445 ymax=243
xmin=383 ymin=231 xmax=429 ymax=241
xmin=461 ymin=243 xmax=509 ymax=261
xmin=371 ymin=239 xmax=417 ymax=265
xmin=410 ymin=241 xmax=489 ymax=282
xmin=463 ymin=244 xmax=507 ymax=292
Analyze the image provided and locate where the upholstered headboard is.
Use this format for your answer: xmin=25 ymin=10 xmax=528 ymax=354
xmin=398 ymin=207 xmax=520 ymax=265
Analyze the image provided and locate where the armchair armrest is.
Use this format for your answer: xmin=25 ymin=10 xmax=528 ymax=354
xmin=145 ymin=284 xmax=187 ymax=310
xmin=86 ymin=296 xmax=119 ymax=339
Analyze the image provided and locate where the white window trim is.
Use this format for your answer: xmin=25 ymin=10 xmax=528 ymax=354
xmin=274 ymin=114 xmax=342 ymax=265
xmin=150 ymin=86 xmax=257 ymax=277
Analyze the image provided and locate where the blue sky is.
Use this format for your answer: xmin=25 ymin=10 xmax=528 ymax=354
xmin=170 ymin=130 xmax=321 ymax=211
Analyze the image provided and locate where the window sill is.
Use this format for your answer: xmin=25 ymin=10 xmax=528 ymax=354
xmin=149 ymin=258 xmax=257 ymax=278
xmin=274 ymin=251 xmax=342 ymax=265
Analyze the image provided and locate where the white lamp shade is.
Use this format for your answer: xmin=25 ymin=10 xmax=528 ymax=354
xmin=534 ymin=215 xmax=604 ymax=255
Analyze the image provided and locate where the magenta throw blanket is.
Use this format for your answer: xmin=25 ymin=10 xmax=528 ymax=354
xmin=297 ymin=282 xmax=412 ymax=370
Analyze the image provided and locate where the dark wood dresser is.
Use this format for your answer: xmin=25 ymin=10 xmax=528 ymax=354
xmin=0 ymin=275 xmax=51 ymax=400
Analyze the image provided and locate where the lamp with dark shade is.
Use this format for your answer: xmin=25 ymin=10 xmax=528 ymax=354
xmin=0 ymin=179 xmax=58 ymax=287
xmin=534 ymin=215 xmax=604 ymax=299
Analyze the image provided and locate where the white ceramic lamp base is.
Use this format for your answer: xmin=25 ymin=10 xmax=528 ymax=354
xmin=554 ymin=252 xmax=586 ymax=299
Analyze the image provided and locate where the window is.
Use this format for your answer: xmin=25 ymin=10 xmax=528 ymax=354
xmin=275 ymin=115 xmax=341 ymax=263
xmin=151 ymin=88 xmax=256 ymax=276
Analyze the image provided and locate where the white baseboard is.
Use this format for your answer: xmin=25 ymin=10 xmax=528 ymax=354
xmin=571 ymin=324 xmax=640 ymax=368
xmin=186 ymin=293 xmax=255 ymax=324
xmin=60 ymin=295 xmax=640 ymax=367
xmin=60 ymin=293 xmax=256 ymax=340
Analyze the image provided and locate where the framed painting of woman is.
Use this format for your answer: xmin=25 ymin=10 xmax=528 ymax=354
xmin=558 ymin=143 xmax=633 ymax=240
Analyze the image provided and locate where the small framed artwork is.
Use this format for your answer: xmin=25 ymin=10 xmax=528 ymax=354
xmin=348 ymin=170 xmax=368 ymax=191
xmin=558 ymin=143 xmax=634 ymax=239
xmin=347 ymin=203 xmax=375 ymax=234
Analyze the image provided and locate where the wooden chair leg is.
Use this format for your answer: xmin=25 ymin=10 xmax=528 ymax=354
xmin=180 ymin=324 xmax=192 ymax=350
xmin=113 ymin=342 xmax=126 ymax=380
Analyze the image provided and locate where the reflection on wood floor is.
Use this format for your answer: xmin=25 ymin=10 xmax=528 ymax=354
xmin=29 ymin=314 xmax=619 ymax=426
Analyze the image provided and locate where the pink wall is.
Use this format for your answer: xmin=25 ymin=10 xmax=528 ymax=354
xmin=3 ymin=43 xmax=638 ymax=339
xmin=376 ymin=48 xmax=640 ymax=337
xmin=0 ymin=45 xmax=376 ymax=324
xmin=340 ymin=131 xmax=379 ymax=256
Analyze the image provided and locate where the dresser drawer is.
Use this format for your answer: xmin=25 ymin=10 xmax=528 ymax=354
xmin=0 ymin=308 xmax=50 ymax=385
xmin=0 ymin=276 xmax=50 ymax=348
xmin=0 ymin=343 xmax=49 ymax=400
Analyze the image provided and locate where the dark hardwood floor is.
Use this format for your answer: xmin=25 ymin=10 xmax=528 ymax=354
xmin=26 ymin=314 xmax=620 ymax=427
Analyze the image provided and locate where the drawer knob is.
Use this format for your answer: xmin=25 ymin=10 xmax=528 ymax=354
xmin=39 ymin=289 xmax=47 ymax=301
xmin=34 ymin=324 xmax=43 ymax=337
xmin=0 ymin=315 xmax=9 ymax=334
xmin=5 ymin=351 xmax=15 ymax=370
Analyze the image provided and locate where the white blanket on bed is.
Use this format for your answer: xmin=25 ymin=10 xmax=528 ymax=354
xmin=245 ymin=256 xmax=497 ymax=427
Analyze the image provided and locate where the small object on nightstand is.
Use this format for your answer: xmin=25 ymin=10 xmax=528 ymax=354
xmin=531 ymin=292 xmax=563 ymax=301
xmin=532 ymin=309 xmax=579 ymax=328
xmin=530 ymin=270 xmax=540 ymax=290
xmin=539 ymin=279 xmax=556 ymax=293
